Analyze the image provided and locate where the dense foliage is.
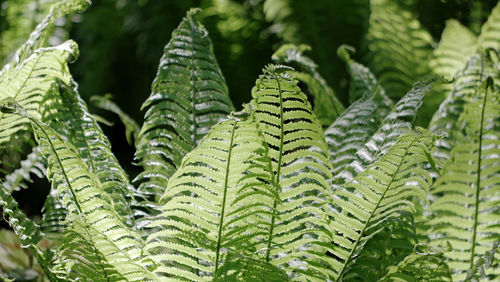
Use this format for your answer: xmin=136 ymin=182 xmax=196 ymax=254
xmin=0 ymin=0 xmax=500 ymax=281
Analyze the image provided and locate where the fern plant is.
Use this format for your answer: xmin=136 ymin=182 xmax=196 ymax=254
xmin=1 ymin=0 xmax=500 ymax=281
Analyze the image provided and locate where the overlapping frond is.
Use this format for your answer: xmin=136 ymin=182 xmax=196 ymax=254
xmin=1 ymin=103 xmax=156 ymax=281
xmin=213 ymin=253 xmax=289 ymax=281
xmin=429 ymin=53 xmax=498 ymax=163
xmin=333 ymin=76 xmax=439 ymax=185
xmin=430 ymin=20 xmax=477 ymax=80
xmin=363 ymin=0 xmax=433 ymax=99
xmin=478 ymin=1 xmax=500 ymax=51
xmin=40 ymin=81 xmax=135 ymax=227
xmin=1 ymin=147 xmax=44 ymax=193
xmin=145 ymin=117 xmax=277 ymax=280
xmin=272 ymin=44 xmax=344 ymax=128
xmin=0 ymin=40 xmax=77 ymax=150
xmin=425 ymin=78 xmax=500 ymax=280
xmin=249 ymin=65 xmax=334 ymax=279
xmin=135 ymin=8 xmax=234 ymax=200
xmin=326 ymin=46 xmax=392 ymax=186
xmin=328 ymin=129 xmax=436 ymax=280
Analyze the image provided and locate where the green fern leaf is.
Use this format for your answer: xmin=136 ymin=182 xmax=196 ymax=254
xmin=250 ymin=65 xmax=334 ymax=279
xmin=326 ymin=46 xmax=392 ymax=186
xmin=363 ymin=0 xmax=433 ymax=99
xmin=0 ymin=40 xmax=78 ymax=151
xmin=2 ymin=147 xmax=44 ymax=193
xmin=429 ymin=53 xmax=498 ymax=164
xmin=426 ymin=77 xmax=500 ymax=280
xmin=40 ymin=81 xmax=135 ymax=227
xmin=272 ymin=44 xmax=345 ymax=128
xmin=333 ymin=76 xmax=439 ymax=186
xmin=213 ymin=252 xmax=290 ymax=281
xmin=328 ymin=129 xmax=436 ymax=280
xmin=135 ymin=8 xmax=234 ymax=200
xmin=478 ymin=1 xmax=500 ymax=51
xmin=3 ymin=105 xmax=157 ymax=280
xmin=145 ymin=117 xmax=277 ymax=280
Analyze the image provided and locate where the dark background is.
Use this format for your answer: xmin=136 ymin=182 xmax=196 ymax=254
xmin=0 ymin=0 xmax=498 ymax=227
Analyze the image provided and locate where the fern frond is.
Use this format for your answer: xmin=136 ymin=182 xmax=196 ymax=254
xmin=0 ymin=182 xmax=55 ymax=280
xmin=135 ymin=8 xmax=234 ymax=200
xmin=429 ymin=53 xmax=497 ymax=163
xmin=430 ymin=20 xmax=477 ymax=80
xmin=363 ymin=0 xmax=433 ymax=99
xmin=213 ymin=252 xmax=290 ymax=281
xmin=145 ymin=117 xmax=277 ymax=280
xmin=0 ymin=0 xmax=90 ymax=73
xmin=478 ymin=1 xmax=500 ymax=51
xmin=333 ymin=76 xmax=439 ymax=185
xmin=41 ymin=81 xmax=135 ymax=227
xmin=465 ymin=241 xmax=500 ymax=281
xmin=328 ymin=129 xmax=436 ymax=280
xmin=250 ymin=65 xmax=334 ymax=279
xmin=272 ymin=44 xmax=344 ymax=128
xmin=1 ymin=104 xmax=157 ymax=280
xmin=426 ymin=77 xmax=500 ymax=280
xmin=0 ymin=40 xmax=78 ymax=151
xmin=326 ymin=46 xmax=392 ymax=186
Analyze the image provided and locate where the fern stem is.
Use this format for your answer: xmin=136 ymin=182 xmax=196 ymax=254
xmin=265 ymin=72 xmax=285 ymax=262
xmin=469 ymin=77 xmax=491 ymax=269
xmin=214 ymin=121 xmax=237 ymax=273
xmin=335 ymin=137 xmax=418 ymax=281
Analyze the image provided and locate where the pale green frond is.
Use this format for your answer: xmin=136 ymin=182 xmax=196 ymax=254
xmin=145 ymin=117 xmax=277 ymax=280
xmin=272 ymin=44 xmax=344 ymax=128
xmin=465 ymin=241 xmax=500 ymax=281
xmin=40 ymin=81 xmax=135 ymax=227
xmin=0 ymin=0 xmax=90 ymax=73
xmin=0 ymin=182 xmax=55 ymax=280
xmin=328 ymin=129 xmax=436 ymax=280
xmin=429 ymin=53 xmax=498 ymax=164
xmin=381 ymin=244 xmax=452 ymax=281
xmin=91 ymin=94 xmax=140 ymax=146
xmin=326 ymin=46 xmax=393 ymax=186
xmin=0 ymin=40 xmax=78 ymax=151
xmin=425 ymin=78 xmax=500 ymax=281
xmin=333 ymin=76 xmax=439 ymax=186
xmin=135 ymin=8 xmax=234 ymax=200
xmin=51 ymin=216 xmax=124 ymax=281
xmin=430 ymin=20 xmax=477 ymax=80
xmin=2 ymin=105 xmax=157 ymax=281
xmin=478 ymin=1 xmax=500 ymax=51
xmin=250 ymin=65 xmax=334 ymax=280
xmin=363 ymin=0 xmax=433 ymax=99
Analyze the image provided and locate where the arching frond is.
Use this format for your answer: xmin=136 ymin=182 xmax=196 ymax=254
xmin=429 ymin=53 xmax=498 ymax=163
xmin=327 ymin=46 xmax=392 ymax=187
xmin=40 ymin=81 xmax=135 ymax=227
xmin=0 ymin=0 xmax=90 ymax=72
xmin=250 ymin=65 xmax=334 ymax=280
xmin=333 ymin=76 xmax=439 ymax=185
xmin=431 ymin=20 xmax=477 ymax=80
xmin=478 ymin=1 xmax=500 ymax=51
xmin=363 ymin=0 xmax=433 ymax=99
xmin=1 ymin=103 xmax=156 ymax=280
xmin=145 ymin=117 xmax=277 ymax=280
xmin=425 ymin=78 xmax=500 ymax=280
xmin=0 ymin=40 xmax=77 ymax=150
xmin=135 ymin=8 xmax=234 ymax=200
xmin=328 ymin=129 xmax=436 ymax=280
xmin=272 ymin=44 xmax=344 ymax=128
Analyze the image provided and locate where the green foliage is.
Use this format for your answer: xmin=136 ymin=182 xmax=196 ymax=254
xmin=1 ymin=1 xmax=500 ymax=281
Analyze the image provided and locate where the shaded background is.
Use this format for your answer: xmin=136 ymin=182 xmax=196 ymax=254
xmin=0 ymin=0 xmax=498 ymax=227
